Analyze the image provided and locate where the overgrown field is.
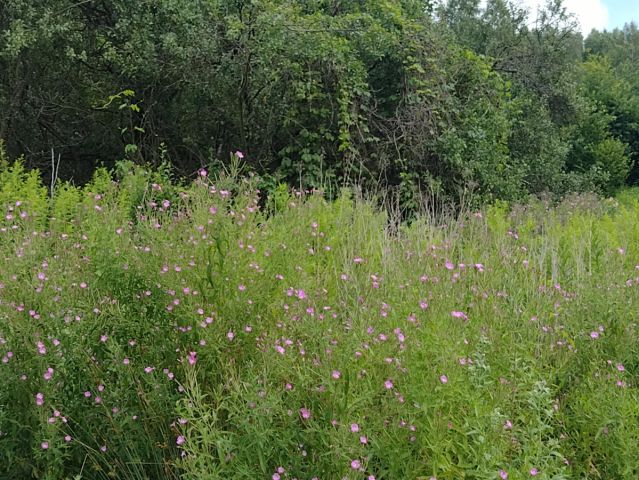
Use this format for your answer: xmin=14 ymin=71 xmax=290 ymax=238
xmin=1 ymin=160 xmax=638 ymax=479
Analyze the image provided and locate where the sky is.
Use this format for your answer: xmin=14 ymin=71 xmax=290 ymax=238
xmin=511 ymin=0 xmax=639 ymax=34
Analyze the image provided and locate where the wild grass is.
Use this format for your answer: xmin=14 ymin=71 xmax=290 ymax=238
xmin=0 ymin=159 xmax=637 ymax=479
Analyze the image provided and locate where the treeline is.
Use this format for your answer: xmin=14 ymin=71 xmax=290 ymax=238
xmin=1 ymin=0 xmax=638 ymax=204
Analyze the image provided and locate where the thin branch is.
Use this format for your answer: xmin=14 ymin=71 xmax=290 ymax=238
xmin=50 ymin=148 xmax=61 ymax=194
xmin=55 ymin=0 xmax=95 ymax=16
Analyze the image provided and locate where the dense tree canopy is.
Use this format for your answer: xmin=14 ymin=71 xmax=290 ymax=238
xmin=1 ymin=0 xmax=638 ymax=203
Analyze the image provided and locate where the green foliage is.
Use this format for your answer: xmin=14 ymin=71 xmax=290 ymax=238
xmin=578 ymin=53 xmax=639 ymax=182
xmin=0 ymin=158 xmax=48 ymax=227
xmin=50 ymin=183 xmax=81 ymax=234
xmin=508 ymin=94 xmax=570 ymax=195
xmin=1 ymin=0 xmax=639 ymax=204
xmin=588 ymin=138 xmax=632 ymax=191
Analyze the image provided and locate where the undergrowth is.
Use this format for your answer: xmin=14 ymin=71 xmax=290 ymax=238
xmin=0 ymin=158 xmax=637 ymax=479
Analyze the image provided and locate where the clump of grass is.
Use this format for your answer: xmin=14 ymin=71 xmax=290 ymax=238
xmin=0 ymin=158 xmax=637 ymax=479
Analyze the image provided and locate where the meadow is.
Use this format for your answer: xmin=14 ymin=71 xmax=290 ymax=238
xmin=0 ymin=158 xmax=638 ymax=479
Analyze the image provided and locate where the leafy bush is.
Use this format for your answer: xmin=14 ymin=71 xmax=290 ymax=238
xmin=2 ymin=1 xmax=638 ymax=202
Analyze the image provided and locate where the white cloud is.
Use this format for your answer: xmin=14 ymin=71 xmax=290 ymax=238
xmin=478 ymin=0 xmax=609 ymax=35
xmin=514 ymin=0 xmax=609 ymax=34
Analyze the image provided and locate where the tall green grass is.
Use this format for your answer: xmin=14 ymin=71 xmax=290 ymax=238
xmin=0 ymin=159 xmax=637 ymax=479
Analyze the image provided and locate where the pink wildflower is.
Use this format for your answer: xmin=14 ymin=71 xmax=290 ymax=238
xmin=187 ymin=352 xmax=197 ymax=365
xmin=300 ymin=408 xmax=311 ymax=420
xmin=451 ymin=311 xmax=468 ymax=321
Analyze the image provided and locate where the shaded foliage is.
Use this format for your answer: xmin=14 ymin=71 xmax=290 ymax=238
xmin=0 ymin=0 xmax=638 ymax=203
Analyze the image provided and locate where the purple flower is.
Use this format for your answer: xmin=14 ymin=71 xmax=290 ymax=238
xmin=187 ymin=352 xmax=197 ymax=365
xmin=300 ymin=408 xmax=311 ymax=420
xmin=451 ymin=311 xmax=468 ymax=321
